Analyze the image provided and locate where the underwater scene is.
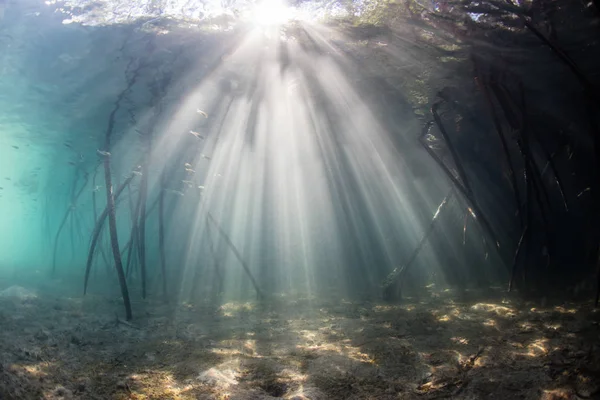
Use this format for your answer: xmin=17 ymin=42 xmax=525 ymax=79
xmin=0 ymin=0 xmax=599 ymax=398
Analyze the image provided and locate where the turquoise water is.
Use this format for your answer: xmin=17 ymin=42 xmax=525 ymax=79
xmin=1 ymin=1 xmax=599 ymax=399
xmin=0 ymin=0 xmax=500 ymax=307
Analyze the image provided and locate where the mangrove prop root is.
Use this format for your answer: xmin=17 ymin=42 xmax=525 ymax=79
xmin=518 ymin=8 xmax=598 ymax=103
xmin=83 ymin=174 xmax=135 ymax=295
xmin=103 ymin=156 xmax=132 ymax=320
xmin=52 ymin=170 xmax=89 ymax=274
xmin=382 ymin=188 xmax=454 ymax=301
xmin=124 ymin=236 xmax=138 ymax=280
xmin=91 ymin=165 xmax=112 ymax=274
xmin=190 ymin=215 xmax=224 ymax=301
xmin=518 ymin=86 xmax=554 ymax=281
xmin=508 ymin=225 xmax=528 ymax=292
xmin=125 ymin=182 xmax=142 ymax=279
xmin=596 ymin=245 xmax=600 ymax=308
xmin=98 ymin=57 xmax=142 ymax=320
xmin=137 ymin=162 xmax=149 ymax=299
xmin=538 ymin=137 xmax=569 ymax=212
xmin=126 ymin=193 xmax=160 ymax=279
xmin=207 ymin=212 xmax=263 ymax=299
xmin=158 ymin=171 xmax=168 ymax=302
xmin=52 ymin=208 xmax=73 ymax=274
xmin=432 ymin=101 xmax=473 ymax=196
xmin=420 ymin=118 xmax=503 ymax=258
xmin=476 ymin=71 xmax=523 ymax=227
xmin=208 ymin=216 xmax=224 ymax=285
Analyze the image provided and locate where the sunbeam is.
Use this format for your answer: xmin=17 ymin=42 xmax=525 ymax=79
xmin=251 ymin=0 xmax=296 ymax=26
xmin=1 ymin=0 xmax=599 ymax=398
xmin=134 ymin=20 xmax=456 ymax=305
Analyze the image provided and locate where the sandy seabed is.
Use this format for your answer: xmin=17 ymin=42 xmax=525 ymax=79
xmin=1 ymin=282 xmax=599 ymax=400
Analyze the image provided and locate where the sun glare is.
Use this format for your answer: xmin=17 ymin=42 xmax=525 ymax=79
xmin=251 ymin=0 xmax=295 ymax=26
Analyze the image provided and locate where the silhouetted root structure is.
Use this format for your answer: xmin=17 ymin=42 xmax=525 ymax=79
xmin=124 ymin=180 xmax=142 ymax=280
xmin=158 ymin=171 xmax=167 ymax=302
xmin=381 ymin=188 xmax=454 ymax=301
xmin=137 ymin=162 xmax=149 ymax=299
xmin=207 ymin=213 xmax=263 ymax=299
xmin=596 ymin=250 xmax=600 ymax=307
xmin=421 ymin=104 xmax=503 ymax=261
xmin=476 ymin=63 xmax=523 ymax=227
xmin=102 ymin=154 xmax=132 ymax=321
xmin=508 ymin=225 xmax=528 ymax=292
xmin=51 ymin=170 xmax=89 ymax=274
xmin=191 ymin=215 xmax=224 ymax=301
xmin=512 ymin=4 xmax=598 ymax=102
xmin=83 ymin=174 xmax=136 ymax=296
xmin=84 ymin=59 xmax=143 ymax=321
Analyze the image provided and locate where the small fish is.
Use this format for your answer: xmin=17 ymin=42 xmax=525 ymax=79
xmin=12 ymin=145 xmax=19 ymax=149
xmin=132 ymin=171 xmax=142 ymax=176
xmin=196 ymin=109 xmax=208 ymax=118
xmin=68 ymin=161 xmax=76 ymax=166
xmin=185 ymin=168 xmax=195 ymax=174
xmin=96 ymin=149 xmax=111 ymax=157
xmin=190 ymin=130 xmax=204 ymax=140
xmin=201 ymin=154 xmax=211 ymax=160
xmin=184 ymin=163 xmax=192 ymax=168
xmin=182 ymin=180 xmax=193 ymax=185
xmin=92 ymin=186 xmax=101 ymax=193
xmin=5 ymin=177 xmax=11 ymax=181
xmin=64 ymin=143 xmax=72 ymax=148
xmin=197 ymin=185 xmax=205 ymax=190
xmin=164 ymin=189 xmax=184 ymax=196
